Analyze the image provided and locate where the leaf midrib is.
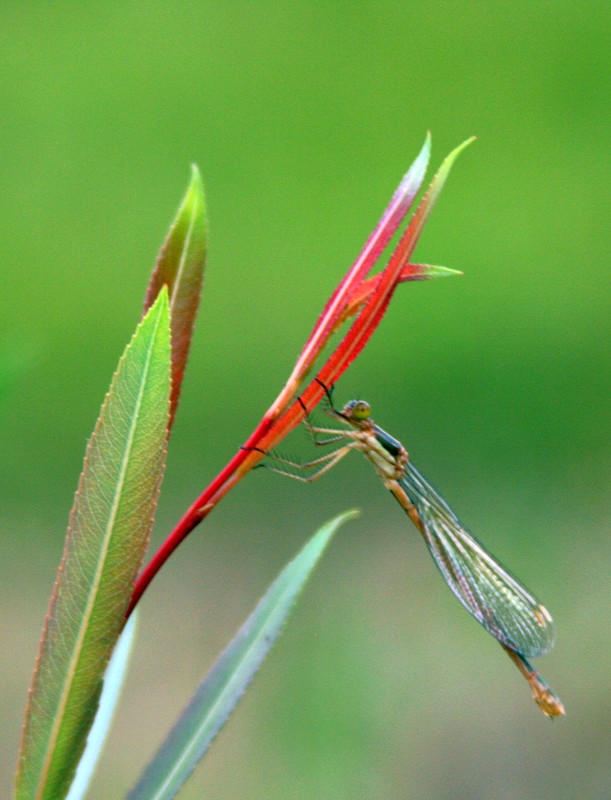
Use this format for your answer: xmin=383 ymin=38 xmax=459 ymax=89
xmin=34 ymin=308 xmax=164 ymax=800
xmin=169 ymin=192 xmax=199 ymax=309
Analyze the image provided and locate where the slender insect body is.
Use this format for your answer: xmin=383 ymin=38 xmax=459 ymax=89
xmin=261 ymin=393 xmax=565 ymax=716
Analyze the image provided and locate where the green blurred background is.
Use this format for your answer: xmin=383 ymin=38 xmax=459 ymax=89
xmin=1 ymin=2 xmax=608 ymax=798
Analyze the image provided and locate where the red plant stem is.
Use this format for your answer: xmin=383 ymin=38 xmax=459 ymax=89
xmin=129 ymin=138 xmax=471 ymax=618
xmin=128 ymin=419 xmax=267 ymax=615
xmin=128 ymin=368 xmax=341 ymax=619
xmin=129 ymin=207 xmax=430 ymax=617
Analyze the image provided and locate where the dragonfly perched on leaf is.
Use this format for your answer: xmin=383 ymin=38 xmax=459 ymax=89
xmin=253 ymin=384 xmax=565 ymax=718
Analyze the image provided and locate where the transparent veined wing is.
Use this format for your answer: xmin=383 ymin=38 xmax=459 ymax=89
xmin=400 ymin=462 xmax=556 ymax=658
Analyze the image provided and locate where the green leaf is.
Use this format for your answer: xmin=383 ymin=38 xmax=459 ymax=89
xmin=65 ymin=610 xmax=139 ymax=800
xmin=128 ymin=510 xmax=358 ymax=800
xmin=16 ymin=290 xmax=171 ymax=800
xmin=418 ymin=264 xmax=463 ymax=279
xmin=144 ymin=165 xmax=207 ymax=425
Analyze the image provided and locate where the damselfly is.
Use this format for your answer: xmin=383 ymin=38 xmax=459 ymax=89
xmin=257 ymin=389 xmax=565 ymax=718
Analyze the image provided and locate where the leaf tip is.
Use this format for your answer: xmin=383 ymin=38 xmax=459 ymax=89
xmin=425 ymin=265 xmax=464 ymax=279
xmin=450 ymin=135 xmax=477 ymax=161
xmin=186 ymin=164 xmax=205 ymax=217
xmin=189 ymin=162 xmax=203 ymax=191
xmin=413 ymin=131 xmax=432 ymax=174
xmin=153 ymin=282 xmax=170 ymax=311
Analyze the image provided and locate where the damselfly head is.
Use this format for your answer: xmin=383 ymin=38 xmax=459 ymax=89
xmin=342 ymin=400 xmax=372 ymax=421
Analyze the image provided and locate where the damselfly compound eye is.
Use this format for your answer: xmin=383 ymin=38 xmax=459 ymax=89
xmin=343 ymin=399 xmax=371 ymax=420
xmin=352 ymin=401 xmax=371 ymax=419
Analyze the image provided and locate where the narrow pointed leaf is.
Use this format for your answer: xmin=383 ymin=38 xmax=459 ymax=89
xmin=145 ymin=165 xmax=207 ymax=425
xmin=409 ymin=264 xmax=463 ymax=280
xmin=66 ymin=611 xmax=140 ymax=800
xmin=251 ymin=140 xmax=474 ymax=458
xmin=281 ymin=134 xmax=431 ymax=409
xmin=315 ymin=137 xmax=476 ymax=387
xmin=128 ymin=510 xmax=358 ymax=800
xmin=344 ymin=263 xmax=463 ymax=317
xmin=16 ymin=290 xmax=171 ymax=800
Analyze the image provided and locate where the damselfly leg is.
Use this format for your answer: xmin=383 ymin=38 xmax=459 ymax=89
xmin=255 ymin=443 xmax=354 ymax=483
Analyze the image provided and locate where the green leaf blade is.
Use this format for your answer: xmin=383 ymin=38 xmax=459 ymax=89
xmin=129 ymin=510 xmax=358 ymax=800
xmin=65 ymin=611 xmax=140 ymax=800
xmin=16 ymin=290 xmax=171 ymax=800
xmin=144 ymin=165 xmax=207 ymax=425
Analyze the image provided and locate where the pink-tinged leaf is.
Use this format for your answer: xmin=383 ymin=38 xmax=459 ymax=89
xmin=399 ymin=264 xmax=463 ymax=281
xmin=145 ymin=165 xmax=207 ymax=425
xmin=248 ymin=141 xmax=472 ymax=454
xmin=315 ymin=137 xmax=475 ymax=387
xmin=16 ymin=290 xmax=171 ymax=800
xmin=275 ymin=134 xmax=431 ymax=414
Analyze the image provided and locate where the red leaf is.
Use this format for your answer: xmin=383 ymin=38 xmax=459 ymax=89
xmin=145 ymin=166 xmax=207 ymax=426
